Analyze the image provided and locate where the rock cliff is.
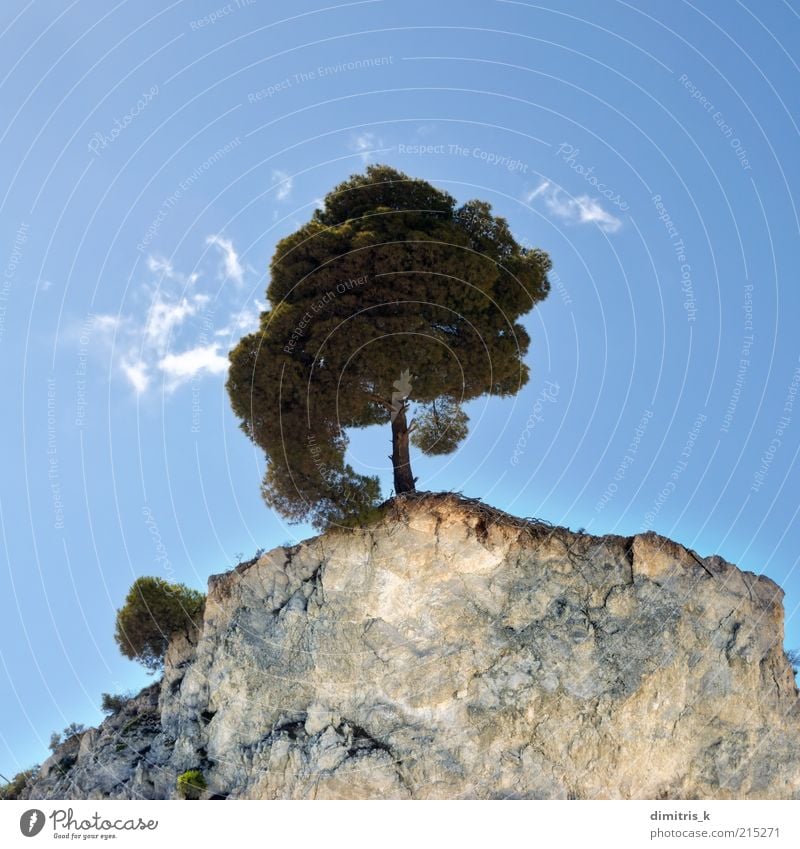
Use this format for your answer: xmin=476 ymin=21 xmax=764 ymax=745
xmin=24 ymin=494 xmax=800 ymax=799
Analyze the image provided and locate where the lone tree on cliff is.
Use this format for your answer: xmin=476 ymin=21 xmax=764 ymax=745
xmin=114 ymin=577 xmax=205 ymax=672
xmin=227 ymin=165 xmax=551 ymax=528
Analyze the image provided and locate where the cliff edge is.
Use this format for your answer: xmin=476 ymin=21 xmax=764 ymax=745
xmin=24 ymin=493 xmax=800 ymax=799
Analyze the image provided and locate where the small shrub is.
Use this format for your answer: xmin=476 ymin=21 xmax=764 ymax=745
xmin=120 ymin=710 xmax=158 ymax=736
xmin=48 ymin=732 xmax=62 ymax=752
xmin=62 ymin=722 xmax=85 ymax=740
xmin=177 ymin=769 xmax=207 ymax=800
xmin=787 ymin=648 xmax=800 ymax=677
xmin=0 ymin=767 xmax=38 ymax=800
xmin=100 ymin=692 xmax=130 ymax=714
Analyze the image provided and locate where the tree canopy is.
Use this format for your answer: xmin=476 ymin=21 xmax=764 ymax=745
xmin=114 ymin=577 xmax=205 ymax=672
xmin=227 ymin=164 xmax=551 ymax=528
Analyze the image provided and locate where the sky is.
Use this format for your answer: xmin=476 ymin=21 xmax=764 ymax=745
xmin=1 ymin=0 xmax=800 ymax=780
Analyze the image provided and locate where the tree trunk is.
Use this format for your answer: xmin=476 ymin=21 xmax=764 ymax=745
xmin=391 ymin=403 xmax=416 ymax=494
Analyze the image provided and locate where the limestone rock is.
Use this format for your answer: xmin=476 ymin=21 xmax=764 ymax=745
xmin=23 ymin=494 xmax=800 ymax=799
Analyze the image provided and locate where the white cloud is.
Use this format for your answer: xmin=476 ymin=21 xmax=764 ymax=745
xmin=85 ymin=239 xmax=264 ymax=397
xmin=146 ymin=254 xmax=200 ymax=286
xmin=526 ymin=180 xmax=622 ymax=234
xmin=215 ymin=298 xmax=266 ymax=338
xmin=145 ymin=297 xmax=198 ymax=350
xmin=206 ymin=234 xmax=244 ymax=284
xmin=350 ymin=132 xmax=383 ymax=162
xmin=272 ymin=169 xmax=293 ymax=201
xmin=146 ymin=254 xmax=174 ymax=276
xmin=92 ymin=314 xmax=122 ymax=333
xmin=121 ymin=359 xmax=150 ymax=393
xmin=158 ymin=344 xmax=229 ymax=388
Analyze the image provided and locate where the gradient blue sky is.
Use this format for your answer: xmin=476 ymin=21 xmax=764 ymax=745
xmin=2 ymin=0 xmax=800 ymax=780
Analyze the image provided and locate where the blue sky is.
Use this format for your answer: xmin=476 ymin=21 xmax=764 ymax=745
xmin=2 ymin=0 xmax=800 ymax=779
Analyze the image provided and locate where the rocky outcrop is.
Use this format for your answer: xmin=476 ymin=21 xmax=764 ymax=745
xmin=24 ymin=494 xmax=800 ymax=799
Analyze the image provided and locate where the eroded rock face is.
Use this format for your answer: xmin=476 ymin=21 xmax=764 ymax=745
xmin=24 ymin=494 xmax=800 ymax=799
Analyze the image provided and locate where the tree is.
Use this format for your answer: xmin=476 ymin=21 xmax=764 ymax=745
xmin=0 ymin=767 xmax=38 ymax=800
xmin=228 ymin=165 xmax=551 ymax=528
xmin=114 ymin=577 xmax=205 ymax=672
xmin=100 ymin=692 xmax=131 ymax=714
xmin=62 ymin=722 xmax=85 ymax=740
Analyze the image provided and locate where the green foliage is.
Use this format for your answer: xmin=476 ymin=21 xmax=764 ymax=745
xmin=63 ymin=722 xmax=85 ymax=740
xmin=120 ymin=710 xmax=158 ymax=735
xmin=114 ymin=577 xmax=205 ymax=672
xmin=227 ymin=164 xmax=551 ymax=529
xmin=177 ymin=768 xmax=207 ymax=800
xmin=100 ymin=692 xmax=131 ymax=714
xmin=48 ymin=722 xmax=86 ymax=753
xmin=411 ymin=397 xmax=469 ymax=455
xmin=0 ymin=767 xmax=38 ymax=800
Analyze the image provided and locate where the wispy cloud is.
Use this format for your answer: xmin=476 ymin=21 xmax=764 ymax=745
xmin=350 ymin=132 xmax=383 ymax=162
xmin=206 ymin=234 xmax=244 ymax=284
xmin=214 ymin=298 xmax=266 ymax=339
xmin=144 ymin=296 xmax=202 ymax=352
xmin=121 ymin=359 xmax=150 ymax=394
xmin=146 ymin=254 xmax=174 ymax=276
xmin=158 ymin=344 xmax=228 ymax=389
xmin=526 ymin=180 xmax=622 ymax=234
xmin=84 ymin=235 xmax=265 ymax=395
xmin=146 ymin=253 xmax=199 ymax=285
xmin=272 ymin=169 xmax=293 ymax=201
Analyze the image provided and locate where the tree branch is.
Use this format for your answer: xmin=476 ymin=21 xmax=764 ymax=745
xmin=366 ymin=392 xmax=393 ymax=411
